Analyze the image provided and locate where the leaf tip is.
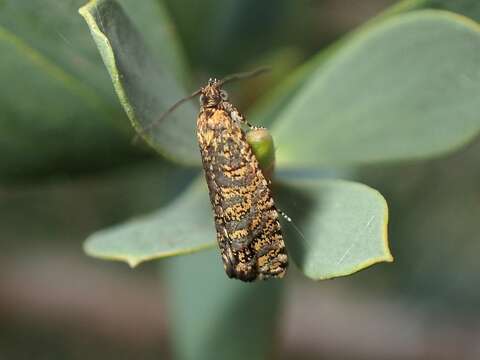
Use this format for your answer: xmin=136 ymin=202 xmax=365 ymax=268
xmin=82 ymin=237 xmax=96 ymax=257
xmin=380 ymin=191 xmax=394 ymax=263
xmin=127 ymin=258 xmax=141 ymax=268
xmin=78 ymin=1 xmax=93 ymax=18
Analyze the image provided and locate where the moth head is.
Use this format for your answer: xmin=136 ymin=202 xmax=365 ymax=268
xmin=200 ymin=79 xmax=228 ymax=107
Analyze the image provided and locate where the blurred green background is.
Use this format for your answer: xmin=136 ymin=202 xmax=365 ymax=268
xmin=2 ymin=0 xmax=480 ymax=359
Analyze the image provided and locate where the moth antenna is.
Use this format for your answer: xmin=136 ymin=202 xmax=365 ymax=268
xmin=278 ymin=208 xmax=307 ymax=245
xmin=134 ymin=88 xmax=202 ymax=143
xmin=219 ymin=66 xmax=270 ymax=86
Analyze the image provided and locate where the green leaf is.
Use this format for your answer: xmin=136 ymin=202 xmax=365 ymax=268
xmin=359 ymin=137 xmax=480 ymax=308
xmin=85 ymin=174 xmax=391 ymax=280
xmin=276 ymin=179 xmax=392 ymax=280
xmin=84 ymin=179 xmax=215 ymax=267
xmin=271 ymin=11 xmax=480 ymax=167
xmin=163 ymin=249 xmax=284 ymax=360
xmin=1 ymin=160 xmax=194 ymax=248
xmin=252 ymin=0 xmax=480 ymax=130
xmin=0 ymin=0 xmax=137 ymax=180
xmin=387 ymin=0 xmax=480 ymax=23
xmin=79 ymin=0 xmax=199 ymax=165
xmin=114 ymin=0 xmax=190 ymax=86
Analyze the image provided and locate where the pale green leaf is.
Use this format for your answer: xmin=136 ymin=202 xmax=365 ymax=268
xmin=163 ymin=249 xmax=284 ymax=360
xmin=84 ymin=179 xmax=214 ymax=267
xmin=79 ymin=0 xmax=199 ymax=164
xmin=0 ymin=0 xmax=134 ymax=179
xmin=85 ymin=176 xmax=391 ymax=280
xmin=271 ymin=11 xmax=480 ymax=166
xmin=276 ymin=179 xmax=392 ymax=280
xmin=386 ymin=0 xmax=480 ymax=23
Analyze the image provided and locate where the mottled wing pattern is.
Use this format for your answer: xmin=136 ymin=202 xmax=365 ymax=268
xmin=196 ymin=108 xmax=288 ymax=281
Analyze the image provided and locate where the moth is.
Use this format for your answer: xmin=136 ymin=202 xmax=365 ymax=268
xmin=151 ymin=69 xmax=288 ymax=281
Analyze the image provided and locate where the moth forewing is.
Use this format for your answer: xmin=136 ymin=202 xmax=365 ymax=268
xmin=196 ymin=79 xmax=288 ymax=282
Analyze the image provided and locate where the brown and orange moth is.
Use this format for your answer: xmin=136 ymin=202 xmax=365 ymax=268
xmin=150 ymin=69 xmax=288 ymax=281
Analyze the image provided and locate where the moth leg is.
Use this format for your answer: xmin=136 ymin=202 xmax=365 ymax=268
xmin=221 ymin=229 xmax=258 ymax=281
xmin=223 ymin=102 xmax=257 ymax=129
xmin=221 ymin=228 xmax=237 ymax=278
xmin=222 ymin=248 xmax=237 ymax=279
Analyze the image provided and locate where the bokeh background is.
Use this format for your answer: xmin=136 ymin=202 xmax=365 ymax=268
xmin=2 ymin=0 xmax=480 ymax=359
